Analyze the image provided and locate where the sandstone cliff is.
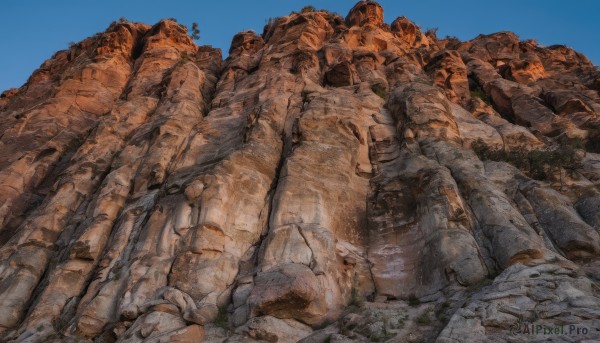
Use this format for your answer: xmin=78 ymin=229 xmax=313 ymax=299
xmin=1 ymin=2 xmax=600 ymax=342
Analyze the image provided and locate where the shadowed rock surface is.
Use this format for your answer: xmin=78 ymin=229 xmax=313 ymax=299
xmin=0 ymin=2 xmax=599 ymax=342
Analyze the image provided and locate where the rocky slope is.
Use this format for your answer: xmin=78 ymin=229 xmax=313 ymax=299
xmin=1 ymin=2 xmax=600 ymax=342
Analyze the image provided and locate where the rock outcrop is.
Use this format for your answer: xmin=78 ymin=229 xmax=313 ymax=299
xmin=0 ymin=2 xmax=599 ymax=342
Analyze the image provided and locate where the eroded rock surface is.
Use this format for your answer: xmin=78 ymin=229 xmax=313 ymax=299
xmin=0 ymin=2 xmax=599 ymax=342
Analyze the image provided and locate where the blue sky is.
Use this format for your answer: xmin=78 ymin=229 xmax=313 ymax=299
xmin=1 ymin=1 xmax=598 ymax=91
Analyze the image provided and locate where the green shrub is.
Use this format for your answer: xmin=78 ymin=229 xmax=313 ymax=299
xmin=370 ymin=315 xmax=397 ymax=342
xmin=563 ymin=136 xmax=585 ymax=150
xmin=470 ymin=88 xmax=491 ymax=105
xmin=349 ymin=286 xmax=362 ymax=306
xmin=435 ymin=301 xmax=450 ymax=321
xmin=445 ymin=36 xmax=461 ymax=49
xmin=371 ymin=84 xmax=387 ymax=99
xmin=425 ymin=27 xmax=438 ymax=39
xmin=301 ymin=5 xmax=317 ymax=13
xmin=214 ymin=305 xmax=229 ymax=329
xmin=190 ymin=22 xmax=200 ymax=40
xmin=408 ymin=295 xmax=421 ymax=307
xmin=472 ymin=139 xmax=582 ymax=181
xmin=416 ymin=312 xmax=431 ymax=326
xmin=180 ymin=52 xmax=190 ymax=63
xmin=397 ymin=317 xmax=406 ymax=329
xmin=572 ymin=135 xmax=600 ymax=153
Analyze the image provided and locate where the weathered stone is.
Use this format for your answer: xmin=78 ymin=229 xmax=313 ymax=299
xmin=426 ymin=50 xmax=470 ymax=104
xmin=345 ymin=1 xmax=384 ymax=27
xmin=1 ymin=2 xmax=600 ymax=343
xmin=391 ymin=16 xmax=429 ymax=48
xmin=248 ymin=263 xmax=325 ymax=324
xmin=500 ymin=53 xmax=548 ymax=83
xmin=324 ymin=61 xmax=360 ymax=87
xmin=235 ymin=316 xmax=312 ymax=342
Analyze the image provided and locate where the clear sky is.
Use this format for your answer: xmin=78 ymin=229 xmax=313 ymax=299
xmin=1 ymin=1 xmax=598 ymax=92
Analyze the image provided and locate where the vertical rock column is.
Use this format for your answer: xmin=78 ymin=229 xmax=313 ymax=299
xmin=246 ymin=4 xmax=395 ymax=326
xmin=60 ymin=23 xmax=222 ymax=340
xmin=0 ymin=22 xmax=149 ymax=335
xmin=0 ymin=20 xmax=208 ymax=340
xmin=0 ymin=23 xmax=146 ymax=234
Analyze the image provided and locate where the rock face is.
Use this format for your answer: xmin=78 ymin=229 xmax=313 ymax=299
xmin=0 ymin=2 xmax=599 ymax=342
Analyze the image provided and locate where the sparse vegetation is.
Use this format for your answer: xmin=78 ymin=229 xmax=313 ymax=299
xmin=180 ymin=52 xmax=191 ymax=63
xmin=435 ymin=301 xmax=450 ymax=321
xmin=382 ymin=315 xmax=389 ymax=329
xmin=350 ymin=286 xmax=362 ymax=307
xmin=397 ymin=316 xmax=406 ymax=329
xmin=190 ymin=22 xmax=200 ymax=40
xmin=301 ymin=5 xmax=317 ymax=13
xmin=416 ymin=312 xmax=431 ymax=326
xmin=381 ymin=315 xmax=397 ymax=341
xmin=408 ymin=295 xmax=421 ymax=307
xmin=214 ymin=304 xmax=229 ymax=329
xmin=472 ymin=138 xmax=583 ymax=181
xmin=370 ymin=315 xmax=397 ymax=342
xmin=265 ymin=17 xmax=280 ymax=27
xmin=371 ymin=84 xmax=387 ymax=99
xmin=425 ymin=27 xmax=438 ymax=39
xmin=445 ymin=35 xmax=461 ymax=49
xmin=564 ymin=136 xmax=585 ymax=150
xmin=470 ymin=87 xmax=492 ymax=105
xmin=65 ymin=136 xmax=84 ymax=153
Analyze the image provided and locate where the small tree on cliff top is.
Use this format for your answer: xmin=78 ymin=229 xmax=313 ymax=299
xmin=190 ymin=22 xmax=200 ymax=40
xmin=301 ymin=5 xmax=316 ymax=13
